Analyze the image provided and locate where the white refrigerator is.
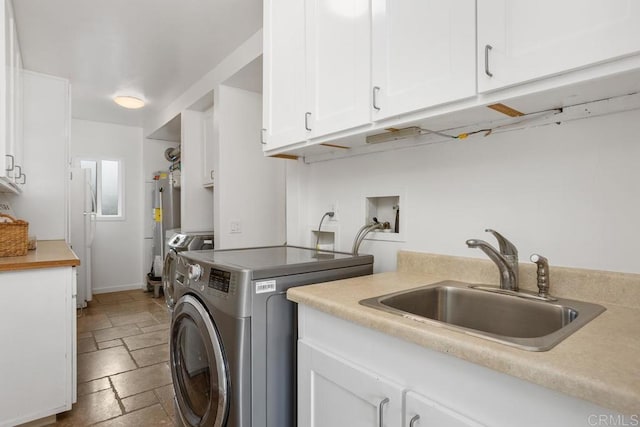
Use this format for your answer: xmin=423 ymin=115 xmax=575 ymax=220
xmin=70 ymin=168 xmax=96 ymax=308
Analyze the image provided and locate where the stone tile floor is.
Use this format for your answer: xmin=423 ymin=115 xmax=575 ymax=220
xmin=50 ymin=290 xmax=178 ymax=426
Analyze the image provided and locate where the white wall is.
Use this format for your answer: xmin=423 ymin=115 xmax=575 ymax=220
xmin=8 ymin=71 xmax=69 ymax=240
xmin=71 ymin=119 xmax=143 ymax=293
xmin=215 ymin=85 xmax=286 ymax=248
xmin=287 ymin=109 xmax=640 ymax=274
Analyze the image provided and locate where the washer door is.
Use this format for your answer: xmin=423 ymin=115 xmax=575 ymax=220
xmin=162 ymin=250 xmax=178 ymax=309
xmin=171 ymin=295 xmax=229 ymax=427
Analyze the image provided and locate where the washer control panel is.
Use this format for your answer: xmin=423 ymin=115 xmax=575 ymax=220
xmin=208 ymin=268 xmax=232 ymax=293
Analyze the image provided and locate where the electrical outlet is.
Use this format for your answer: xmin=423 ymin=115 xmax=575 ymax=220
xmin=230 ymin=221 xmax=241 ymax=233
xmin=329 ymin=201 xmax=338 ymax=221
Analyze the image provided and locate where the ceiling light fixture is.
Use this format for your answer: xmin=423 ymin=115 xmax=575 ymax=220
xmin=114 ymin=95 xmax=145 ymax=109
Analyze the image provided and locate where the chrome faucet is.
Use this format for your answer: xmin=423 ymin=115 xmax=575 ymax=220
xmin=466 ymin=229 xmax=519 ymax=291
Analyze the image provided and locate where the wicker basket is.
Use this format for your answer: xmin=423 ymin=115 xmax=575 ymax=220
xmin=0 ymin=213 xmax=29 ymax=257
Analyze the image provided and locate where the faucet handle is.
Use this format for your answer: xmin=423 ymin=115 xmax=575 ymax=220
xmin=485 ymin=229 xmax=518 ymax=257
xmin=530 ymin=253 xmax=550 ymax=298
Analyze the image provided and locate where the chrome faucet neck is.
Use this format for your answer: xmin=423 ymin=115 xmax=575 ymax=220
xmin=466 ymin=230 xmax=520 ymax=291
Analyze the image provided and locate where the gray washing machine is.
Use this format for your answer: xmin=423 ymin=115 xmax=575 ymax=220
xmin=170 ymin=245 xmax=374 ymax=427
xmin=163 ymin=232 xmax=214 ymax=307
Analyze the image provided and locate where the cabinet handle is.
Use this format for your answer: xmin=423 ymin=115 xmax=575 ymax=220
xmin=409 ymin=414 xmax=420 ymax=427
xmin=261 ymin=128 xmax=266 ymax=145
xmin=5 ymin=154 xmax=14 ymax=172
xmin=484 ymin=44 xmax=493 ymax=77
xmin=210 ymin=170 xmax=214 ymax=180
xmin=305 ymin=112 xmax=312 ymax=131
xmin=378 ymin=397 xmax=389 ymax=427
xmin=373 ymin=86 xmax=381 ymax=111
xmin=15 ymin=166 xmax=25 ymax=185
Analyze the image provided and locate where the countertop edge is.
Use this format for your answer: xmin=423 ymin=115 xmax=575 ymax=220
xmin=0 ymin=240 xmax=80 ymax=272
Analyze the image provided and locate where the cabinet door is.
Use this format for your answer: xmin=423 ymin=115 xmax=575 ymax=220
xmin=262 ymin=0 xmax=307 ymax=150
xmin=2 ymin=1 xmax=13 ymax=180
xmin=405 ymin=391 xmax=484 ymax=427
xmin=305 ymin=0 xmax=371 ymax=138
xmin=202 ymin=109 xmax=215 ymax=187
xmin=298 ymin=341 xmax=403 ymax=427
xmin=0 ymin=267 xmax=75 ymax=426
xmin=478 ymin=0 xmax=640 ymax=93
xmin=11 ymin=20 xmax=22 ymax=186
xmin=371 ymin=0 xmax=475 ymax=121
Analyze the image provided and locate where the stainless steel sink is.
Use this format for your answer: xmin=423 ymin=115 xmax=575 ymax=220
xmin=359 ymin=281 xmax=606 ymax=351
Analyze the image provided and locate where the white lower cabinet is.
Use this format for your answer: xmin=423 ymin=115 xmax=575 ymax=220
xmin=298 ymin=341 xmax=403 ymax=427
xmin=299 ymin=341 xmax=481 ymax=427
xmin=0 ymin=266 xmax=76 ymax=427
xmin=297 ymin=305 xmax=620 ymax=427
xmin=405 ymin=391 xmax=483 ymax=427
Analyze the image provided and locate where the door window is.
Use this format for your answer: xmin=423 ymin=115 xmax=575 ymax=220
xmin=79 ymin=159 xmax=124 ymax=219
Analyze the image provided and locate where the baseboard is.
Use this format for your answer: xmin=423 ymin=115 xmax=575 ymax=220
xmin=92 ymin=283 xmax=145 ymax=294
xmin=16 ymin=414 xmax=56 ymax=427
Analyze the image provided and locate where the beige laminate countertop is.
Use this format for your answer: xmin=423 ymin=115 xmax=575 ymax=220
xmin=0 ymin=240 xmax=80 ymax=271
xmin=287 ymin=252 xmax=640 ymax=416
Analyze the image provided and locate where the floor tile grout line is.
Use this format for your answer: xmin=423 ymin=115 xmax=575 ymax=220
xmin=108 ymin=376 xmax=127 ymax=416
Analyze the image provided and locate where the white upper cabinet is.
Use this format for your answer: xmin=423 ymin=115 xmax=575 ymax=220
xmin=371 ymin=0 xmax=476 ymax=121
xmin=305 ymin=0 xmax=371 ymax=138
xmin=0 ymin=0 xmax=23 ymax=193
xmin=262 ymin=0 xmax=640 ymax=158
xmin=478 ymin=0 xmax=640 ymax=92
xmin=263 ymin=0 xmax=370 ymax=149
xmin=262 ymin=0 xmax=307 ymax=150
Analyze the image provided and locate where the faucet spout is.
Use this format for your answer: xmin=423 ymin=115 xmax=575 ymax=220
xmin=466 ymin=238 xmax=519 ymax=291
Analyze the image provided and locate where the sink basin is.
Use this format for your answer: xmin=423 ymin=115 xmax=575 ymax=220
xmin=359 ymin=281 xmax=606 ymax=351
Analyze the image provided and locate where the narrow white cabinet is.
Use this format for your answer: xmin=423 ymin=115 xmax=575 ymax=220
xmin=405 ymin=391 xmax=484 ymax=427
xmin=262 ymin=0 xmax=307 ymax=150
xmin=0 ymin=266 xmax=77 ymax=426
xmin=201 ymin=107 xmax=215 ymax=187
xmin=305 ymin=0 xmax=371 ymax=138
xmin=371 ymin=0 xmax=475 ymax=121
xmin=298 ymin=341 xmax=403 ymax=427
xmin=478 ymin=0 xmax=640 ymax=93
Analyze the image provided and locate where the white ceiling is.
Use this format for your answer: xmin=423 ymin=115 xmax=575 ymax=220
xmin=13 ymin=0 xmax=263 ymax=127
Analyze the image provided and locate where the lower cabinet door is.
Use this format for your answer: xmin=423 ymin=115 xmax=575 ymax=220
xmin=405 ymin=390 xmax=484 ymax=427
xmin=298 ymin=340 xmax=403 ymax=427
